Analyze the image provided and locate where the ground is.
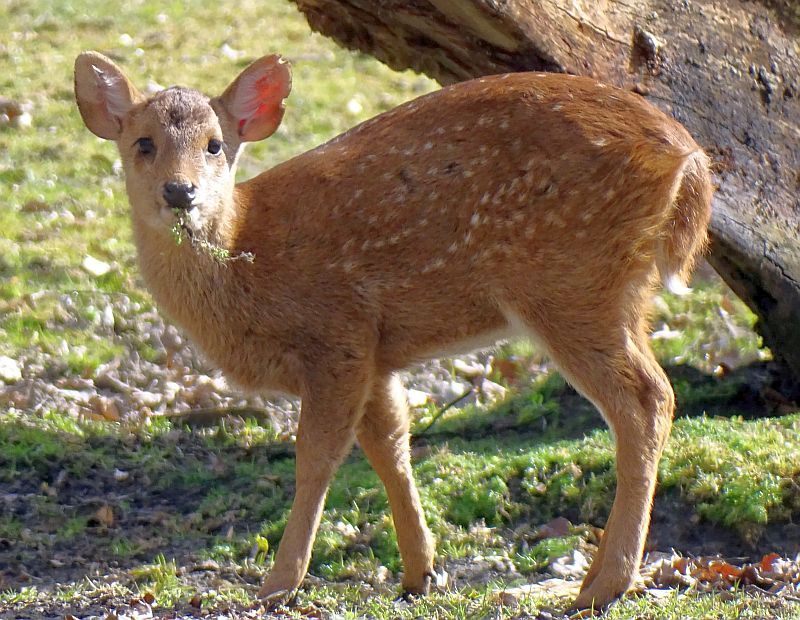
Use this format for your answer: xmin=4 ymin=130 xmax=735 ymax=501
xmin=1 ymin=0 xmax=800 ymax=618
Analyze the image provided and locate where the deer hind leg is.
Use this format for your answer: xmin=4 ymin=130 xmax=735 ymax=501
xmin=356 ymin=374 xmax=435 ymax=595
xmin=505 ymin=301 xmax=674 ymax=610
xmin=259 ymin=360 xmax=373 ymax=600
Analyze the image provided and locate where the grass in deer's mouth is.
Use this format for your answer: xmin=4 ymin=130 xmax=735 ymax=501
xmin=170 ymin=208 xmax=254 ymax=265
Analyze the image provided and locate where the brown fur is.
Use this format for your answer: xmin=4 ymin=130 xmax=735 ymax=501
xmin=74 ymin=52 xmax=713 ymax=610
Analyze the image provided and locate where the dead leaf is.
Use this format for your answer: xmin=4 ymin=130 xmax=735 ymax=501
xmin=492 ymin=358 xmax=521 ymax=385
xmin=760 ymin=552 xmax=780 ymax=572
xmin=93 ymin=504 xmax=115 ymax=527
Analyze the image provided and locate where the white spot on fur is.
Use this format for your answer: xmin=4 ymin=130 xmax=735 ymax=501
xmin=552 ymin=104 xmax=563 ymax=111
xmin=593 ymin=138 xmax=609 ymax=147
xmin=499 ymin=120 xmax=509 ymax=129
xmin=429 ymin=257 xmax=446 ymax=270
xmin=545 ymin=211 xmax=564 ymax=227
xmin=424 ymin=142 xmax=433 ymax=150
xmin=447 ymin=242 xmax=458 ymax=253
xmin=470 ymin=212 xmax=481 ymax=227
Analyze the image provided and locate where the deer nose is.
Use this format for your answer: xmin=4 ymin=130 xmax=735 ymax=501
xmin=162 ymin=181 xmax=197 ymax=210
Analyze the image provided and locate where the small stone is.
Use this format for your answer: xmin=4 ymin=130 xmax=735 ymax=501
xmin=11 ymin=112 xmax=32 ymax=129
xmin=533 ymin=516 xmax=573 ymax=541
xmin=220 ymin=43 xmax=244 ymax=61
xmin=82 ymin=255 xmax=111 ymax=277
xmin=163 ymin=381 xmax=181 ymax=403
xmin=452 ymin=358 xmax=485 ymax=379
xmin=406 ymin=388 xmax=429 ymax=408
xmin=90 ymin=394 xmax=121 ymax=421
xmin=0 ymin=356 xmax=22 ymax=383
xmin=433 ymin=567 xmax=449 ymax=588
xmin=132 ymin=390 xmax=163 ymax=408
xmin=346 ymin=98 xmax=363 ymax=116
xmin=438 ymin=379 xmax=471 ymax=402
xmin=114 ymin=469 xmax=130 ymax=482
xmin=550 ymin=549 xmax=589 ymax=579
xmin=119 ymin=33 xmax=134 ymax=46
xmin=480 ymin=379 xmax=506 ymax=403
xmin=634 ymin=25 xmax=664 ymax=61
xmin=101 ymin=304 xmax=115 ymax=329
xmin=374 ymin=564 xmax=391 ymax=583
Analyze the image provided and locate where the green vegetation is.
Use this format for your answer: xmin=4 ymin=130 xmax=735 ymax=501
xmin=0 ymin=0 xmax=795 ymax=617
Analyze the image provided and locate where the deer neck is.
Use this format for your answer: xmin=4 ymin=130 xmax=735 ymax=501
xmin=129 ymin=203 xmax=238 ymax=339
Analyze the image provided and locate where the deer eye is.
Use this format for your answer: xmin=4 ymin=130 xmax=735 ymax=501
xmin=136 ymin=137 xmax=155 ymax=156
xmin=207 ymin=139 xmax=223 ymax=155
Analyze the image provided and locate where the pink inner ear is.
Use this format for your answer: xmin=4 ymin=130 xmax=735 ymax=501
xmin=235 ymin=61 xmax=289 ymax=139
xmin=254 ymin=73 xmax=284 ymax=108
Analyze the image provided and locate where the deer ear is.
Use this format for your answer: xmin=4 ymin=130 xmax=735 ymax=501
xmin=216 ymin=54 xmax=292 ymax=142
xmin=74 ymin=51 xmax=142 ymax=140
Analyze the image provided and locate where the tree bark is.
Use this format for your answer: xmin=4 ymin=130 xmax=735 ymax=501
xmin=291 ymin=0 xmax=800 ymax=385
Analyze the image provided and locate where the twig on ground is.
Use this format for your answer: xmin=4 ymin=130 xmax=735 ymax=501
xmin=164 ymin=406 xmax=276 ymax=428
xmin=412 ymin=388 xmax=475 ymax=441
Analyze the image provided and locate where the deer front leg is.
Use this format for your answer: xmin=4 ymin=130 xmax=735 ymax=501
xmin=258 ymin=362 xmax=372 ymax=600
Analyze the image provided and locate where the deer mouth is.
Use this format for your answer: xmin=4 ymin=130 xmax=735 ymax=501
xmin=164 ymin=204 xmax=203 ymax=237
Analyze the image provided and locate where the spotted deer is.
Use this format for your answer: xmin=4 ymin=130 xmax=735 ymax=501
xmin=74 ymin=51 xmax=712 ymax=609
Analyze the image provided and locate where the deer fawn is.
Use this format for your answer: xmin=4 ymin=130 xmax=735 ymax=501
xmin=74 ymin=51 xmax=712 ymax=609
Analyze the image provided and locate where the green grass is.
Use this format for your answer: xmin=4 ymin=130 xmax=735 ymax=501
xmin=2 ymin=399 xmax=800 ymax=616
